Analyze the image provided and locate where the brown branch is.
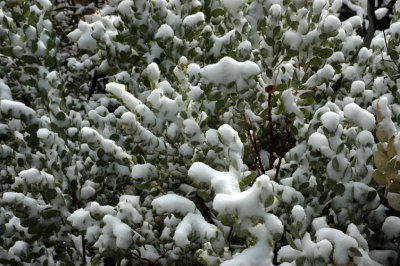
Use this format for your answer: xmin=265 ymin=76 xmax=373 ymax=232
xmin=244 ymin=114 xmax=261 ymax=174
xmin=383 ymin=30 xmax=400 ymax=72
xmin=132 ymin=251 xmax=153 ymax=265
xmin=227 ymin=226 xmax=234 ymax=252
xmin=196 ymin=192 xmax=216 ymax=225
xmin=266 ymin=86 xmax=275 ymax=170
xmin=364 ymin=0 xmax=377 ymax=48
xmin=251 ymin=127 xmax=265 ymax=174
xmin=274 ymin=123 xmax=290 ymax=181
xmin=152 ymin=244 xmax=175 ymax=265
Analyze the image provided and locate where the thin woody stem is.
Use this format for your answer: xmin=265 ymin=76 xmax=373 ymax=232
xmin=244 ymin=114 xmax=265 ymax=174
xmin=244 ymin=114 xmax=260 ymax=173
xmin=274 ymin=123 xmax=290 ymax=181
xmin=268 ymin=91 xmax=274 ymax=170
xmin=251 ymin=127 xmax=265 ymax=174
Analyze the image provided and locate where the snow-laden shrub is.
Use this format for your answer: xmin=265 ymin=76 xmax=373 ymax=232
xmin=1 ymin=0 xmax=400 ymax=265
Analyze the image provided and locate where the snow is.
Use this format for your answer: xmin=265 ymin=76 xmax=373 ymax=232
xmin=205 ymin=129 xmax=219 ymax=147
xmin=189 ymin=162 xmax=240 ymax=194
xmin=3 ymin=192 xmax=43 ymax=218
xmin=200 ymin=57 xmax=260 ymax=91
xmin=322 ymin=15 xmax=341 ymax=33
xmin=9 ymin=241 xmax=28 ymax=258
xmin=390 ymin=21 xmax=400 ymax=39
xmin=0 ymin=80 xmax=12 ymax=100
xmin=101 ymin=215 xmax=133 ymax=249
xmin=342 ymin=36 xmax=363 ymax=56
xmin=308 ymin=132 xmax=329 ymax=151
xmin=312 ymin=217 xmax=329 ymax=231
xmin=321 ymin=111 xmax=340 ymax=132
xmin=37 ymin=0 xmax=52 ymax=10
xmin=67 ymin=21 xmax=97 ymax=52
xmin=182 ymin=12 xmax=205 ymax=27
xmin=377 ymin=97 xmax=396 ymax=139
xmin=221 ymin=0 xmax=246 ymax=15
xmin=375 ymin=8 xmax=388 ymax=20
xmin=152 ymin=194 xmax=196 ymax=215
xmin=81 ymin=127 xmax=132 ymax=162
xmin=155 ymin=24 xmax=174 ymax=40
xmin=350 ymin=80 xmax=365 ymax=96
xmin=146 ymin=63 xmax=160 ymax=82
xmin=105 ymin=82 xmax=142 ymax=112
xmin=131 ymin=163 xmax=157 ymax=181
xmin=237 ymin=40 xmax=252 ymax=51
xmin=343 ymin=103 xmax=375 ymax=131
xmin=283 ymin=30 xmax=302 ymax=51
xmin=382 ymin=216 xmax=400 ymax=239
xmin=316 ymin=228 xmax=358 ymax=265
xmin=282 ymin=90 xmax=304 ymax=121
xmin=15 ymin=168 xmax=55 ymax=189
xmin=313 ymin=0 xmax=328 ymax=15
xmin=68 ymin=209 xmax=94 ymax=231
xmin=0 ymin=100 xmax=37 ymax=122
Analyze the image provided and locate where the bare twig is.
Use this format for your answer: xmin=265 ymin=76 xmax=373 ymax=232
xmin=227 ymin=227 xmax=234 ymax=252
xmin=244 ymin=114 xmax=261 ymax=174
xmin=383 ymin=30 xmax=400 ymax=73
xmin=244 ymin=114 xmax=265 ymax=174
xmin=266 ymin=86 xmax=275 ymax=170
xmin=274 ymin=123 xmax=290 ymax=181
xmin=196 ymin=192 xmax=216 ymax=225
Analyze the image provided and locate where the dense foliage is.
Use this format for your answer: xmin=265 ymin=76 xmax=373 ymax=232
xmin=1 ymin=0 xmax=400 ymax=265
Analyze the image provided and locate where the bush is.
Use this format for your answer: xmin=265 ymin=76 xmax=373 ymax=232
xmin=1 ymin=0 xmax=400 ymax=265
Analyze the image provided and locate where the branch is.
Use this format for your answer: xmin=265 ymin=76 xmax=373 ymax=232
xmin=196 ymin=192 xmax=216 ymax=225
xmin=383 ymin=30 xmax=400 ymax=72
xmin=244 ymin=114 xmax=260 ymax=174
xmin=364 ymin=0 xmax=377 ymax=48
xmin=274 ymin=123 xmax=289 ymax=181
xmin=266 ymin=86 xmax=275 ymax=170
xmin=244 ymin=114 xmax=265 ymax=174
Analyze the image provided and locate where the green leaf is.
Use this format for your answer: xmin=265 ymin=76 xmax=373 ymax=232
xmin=276 ymin=83 xmax=287 ymax=91
xmin=309 ymin=56 xmax=323 ymax=66
xmin=333 ymin=183 xmax=345 ymax=195
xmin=180 ymin=111 xmax=188 ymax=119
xmin=286 ymin=49 xmax=298 ymax=58
xmin=41 ymin=209 xmax=60 ymax=219
xmin=389 ymin=49 xmax=399 ymax=61
xmin=55 ymin=112 xmax=66 ymax=121
xmin=336 ymin=143 xmax=345 ymax=153
xmin=332 ymin=157 xmax=339 ymax=171
xmin=217 ymin=214 xmax=236 ymax=226
xmin=21 ymin=55 xmax=40 ymax=64
xmin=366 ymin=190 xmax=377 ymax=202
xmin=372 ymin=169 xmax=387 ymax=186
xmin=349 ymin=247 xmax=362 ymax=257
xmin=285 ymin=232 xmax=298 ymax=250
xmin=299 ymin=91 xmax=314 ymax=99
xmin=211 ymin=8 xmax=225 ymax=17
xmin=0 ymin=47 xmax=13 ymax=57
xmin=264 ymin=195 xmax=275 ymax=208
xmin=296 ymin=256 xmax=306 ymax=266
xmin=318 ymin=48 xmax=333 ymax=59
xmin=265 ymin=37 xmax=274 ymax=46
xmin=239 ymin=171 xmax=256 ymax=190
